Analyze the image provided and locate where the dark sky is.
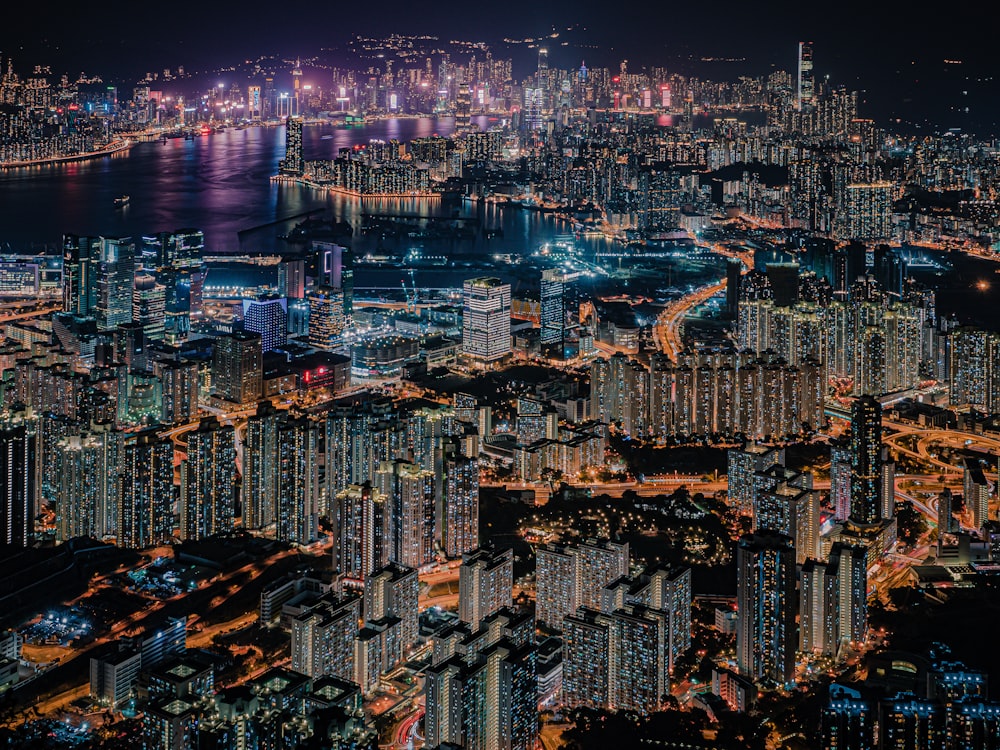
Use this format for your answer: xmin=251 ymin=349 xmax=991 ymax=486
xmin=2 ymin=0 xmax=998 ymax=134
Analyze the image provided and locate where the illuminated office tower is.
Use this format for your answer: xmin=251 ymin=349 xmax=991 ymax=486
xmin=314 ymin=241 xmax=354 ymax=323
xmin=277 ymin=257 xmax=305 ymax=301
xmin=964 ymin=458 xmax=991 ymax=530
xmin=95 ymin=237 xmax=135 ymax=331
xmin=279 ymin=115 xmax=304 ymax=176
xmin=335 ymin=483 xmax=390 ymax=582
xmin=156 ymin=360 xmax=199 ymax=426
xmin=132 ymin=273 xmax=166 ymax=342
xmin=523 ymin=86 xmax=544 ymax=131
xmin=540 ymin=269 xmax=566 ymax=356
xmin=849 ymin=395 xmax=882 ymax=528
xmin=950 ymin=328 xmax=1000 ymax=413
xmin=211 ymin=330 xmax=262 ymax=405
xmin=535 ymin=539 xmax=629 ymax=631
xmin=736 ymin=531 xmax=796 ymax=686
xmin=830 ymin=439 xmax=853 ymax=521
xmin=443 ymin=452 xmax=479 ymax=558
xmin=455 ymin=80 xmax=471 ymax=134
xmin=242 ymin=297 xmax=287 ymax=353
xmin=247 ymin=85 xmax=261 ymax=120
xmin=364 ymin=563 xmax=419 ymax=655
xmin=797 ymin=41 xmax=815 ymax=111
xmin=115 ymin=322 xmax=148 ymax=372
xmin=841 ymin=183 xmax=893 ymax=242
xmin=62 ymin=234 xmax=99 ymax=315
xmin=458 ymin=546 xmax=513 ymax=625
xmin=180 ymin=417 xmax=236 ymax=541
xmin=308 ymin=285 xmax=346 ymax=351
xmin=158 ymin=228 xmax=204 ymax=345
xmin=462 ymin=278 xmax=511 ymax=366
xmin=0 ymin=422 xmax=35 ymax=547
xmin=242 ymin=403 xmax=281 ymax=531
xmin=374 ymin=460 xmax=435 ymax=570
xmin=290 ymin=592 xmax=361 ymax=680
xmin=276 ymin=416 xmax=320 ymax=545
xmin=727 ymin=444 xmax=784 ymax=515
xmin=55 ymin=426 xmax=120 ymax=542
xmin=118 ymin=429 xmax=173 ymax=549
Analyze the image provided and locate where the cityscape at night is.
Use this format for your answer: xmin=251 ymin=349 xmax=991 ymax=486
xmin=2 ymin=7 xmax=1000 ymax=749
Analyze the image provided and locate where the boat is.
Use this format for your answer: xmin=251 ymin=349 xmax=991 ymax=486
xmin=113 ymin=195 xmax=130 ymax=207
xmin=321 ymin=134 xmax=334 ymax=140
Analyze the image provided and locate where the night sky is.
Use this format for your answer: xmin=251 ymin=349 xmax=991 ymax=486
xmin=2 ymin=0 xmax=998 ymax=135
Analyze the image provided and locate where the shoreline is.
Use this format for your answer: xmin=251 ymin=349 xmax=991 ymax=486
xmin=0 ymin=138 xmax=134 ymax=170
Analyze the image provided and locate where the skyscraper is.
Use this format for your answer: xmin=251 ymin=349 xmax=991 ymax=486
xmin=212 ymin=331 xmax=262 ymax=405
xmin=536 ymin=539 xmax=629 ymax=631
xmin=62 ymin=234 xmax=98 ymax=316
xmin=964 ymin=457 xmax=991 ymax=530
xmin=314 ymin=241 xmax=353 ymax=323
xmin=0 ymin=422 xmax=35 ymax=547
xmin=375 ymin=460 xmax=435 ymax=570
xmin=156 ymin=360 xmax=199 ymax=426
xmin=443 ymin=450 xmax=479 ymax=558
xmin=180 ymin=417 xmax=236 ymax=541
xmin=364 ymin=563 xmax=419 ymax=657
xmin=276 ymin=416 xmax=320 ymax=545
xmin=308 ymin=285 xmax=346 ymax=352
xmin=279 ymin=116 xmax=304 ymax=176
xmin=849 ymin=395 xmax=883 ymax=528
xmin=335 ymin=482 xmax=390 ymax=582
xmin=55 ymin=426 xmax=120 ymax=542
xmin=458 ymin=546 xmax=513 ymax=625
xmin=242 ymin=402 xmax=281 ymax=531
xmin=462 ymin=277 xmax=511 ymax=367
xmin=118 ymin=429 xmax=173 ymax=549
xmin=797 ymin=41 xmax=815 ymax=112
xmin=736 ymin=531 xmax=796 ymax=686
xmin=95 ymin=237 xmax=135 ymax=331
xmin=242 ymin=297 xmax=287 ymax=353
xmin=540 ymin=269 xmax=566 ymax=357
xmin=132 ymin=273 xmax=166 ymax=342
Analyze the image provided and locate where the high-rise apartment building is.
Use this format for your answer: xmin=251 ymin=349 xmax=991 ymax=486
xmin=849 ymin=395 xmax=883 ymax=528
xmin=279 ymin=116 xmax=304 ymax=176
xmin=458 ymin=546 xmax=513 ymax=625
xmin=242 ymin=402 xmax=281 ymax=531
xmin=535 ymin=539 xmax=629 ymax=631
xmin=335 ymin=482 xmax=390 ymax=582
xmin=276 ymin=416 xmax=321 ymax=545
xmin=179 ymin=417 xmax=236 ymax=541
xmin=0 ymin=422 xmax=35 ymax=547
xmin=736 ymin=531 xmax=796 ymax=686
xmin=118 ymin=429 xmax=174 ymax=549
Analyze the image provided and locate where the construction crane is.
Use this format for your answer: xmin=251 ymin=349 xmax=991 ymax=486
xmin=401 ymin=269 xmax=418 ymax=313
